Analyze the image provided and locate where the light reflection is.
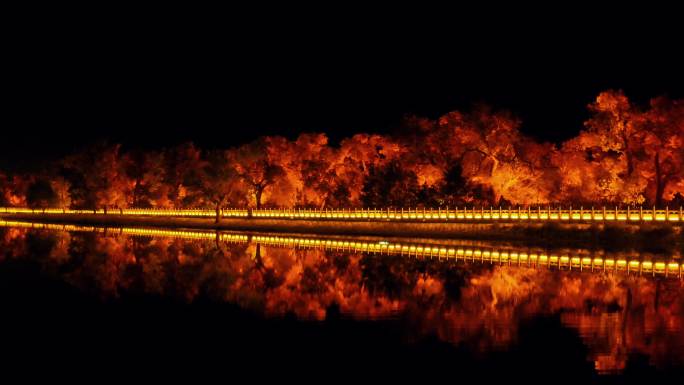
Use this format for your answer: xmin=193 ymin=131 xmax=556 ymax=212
xmin=1 ymin=219 xmax=680 ymax=278
xmin=0 ymin=221 xmax=683 ymax=375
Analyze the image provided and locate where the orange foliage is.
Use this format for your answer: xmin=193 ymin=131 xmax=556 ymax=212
xmin=1 ymin=91 xmax=682 ymax=208
xmin=2 ymin=227 xmax=683 ymax=374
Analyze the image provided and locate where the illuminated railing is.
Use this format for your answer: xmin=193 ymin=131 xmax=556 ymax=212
xmin=1 ymin=219 xmax=680 ymax=278
xmin=0 ymin=219 xmax=226 ymax=240
xmin=0 ymin=220 xmax=104 ymax=233
xmin=249 ymin=206 xmax=684 ymax=222
xmin=0 ymin=207 xmax=248 ymax=218
xmin=2 ymin=206 xmax=682 ymax=223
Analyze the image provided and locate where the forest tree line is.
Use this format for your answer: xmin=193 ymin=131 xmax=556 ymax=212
xmin=1 ymin=90 xmax=683 ymax=210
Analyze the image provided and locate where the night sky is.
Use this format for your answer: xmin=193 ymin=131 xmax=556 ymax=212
xmin=4 ymin=13 xmax=683 ymax=172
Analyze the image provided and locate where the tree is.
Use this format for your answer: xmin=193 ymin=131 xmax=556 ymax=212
xmin=26 ymin=179 xmax=56 ymax=208
xmin=163 ymin=143 xmax=206 ymax=207
xmin=0 ymin=172 xmax=8 ymax=206
xmin=229 ymin=138 xmax=286 ymax=209
xmin=1 ymin=174 xmax=29 ymax=207
xmin=336 ymin=134 xmax=404 ymax=206
xmin=433 ymin=164 xmax=469 ymax=206
xmin=638 ymin=96 xmax=684 ymax=206
xmin=361 ymin=161 xmax=423 ymax=208
xmin=435 ymin=107 xmax=557 ymax=205
xmin=585 ymin=90 xmax=638 ymax=177
xmin=285 ymin=133 xmax=348 ymax=209
xmin=50 ymin=177 xmax=71 ymax=209
xmin=90 ymin=145 xmax=133 ymax=211
xmin=61 ymin=143 xmax=133 ymax=210
xmin=201 ymin=150 xmax=247 ymax=222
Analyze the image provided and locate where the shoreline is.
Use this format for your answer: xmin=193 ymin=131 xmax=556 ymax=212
xmin=1 ymin=212 xmax=681 ymax=253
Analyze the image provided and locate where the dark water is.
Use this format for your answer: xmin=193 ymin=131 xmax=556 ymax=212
xmin=1 ymin=224 xmax=683 ymax=383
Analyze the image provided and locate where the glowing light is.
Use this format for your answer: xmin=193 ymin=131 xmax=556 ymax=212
xmin=1 ymin=206 xmax=682 ymax=223
xmin=1 ymin=214 xmax=681 ymax=279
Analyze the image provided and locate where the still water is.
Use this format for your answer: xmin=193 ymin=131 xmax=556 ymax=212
xmin=1 ymin=222 xmax=683 ymax=382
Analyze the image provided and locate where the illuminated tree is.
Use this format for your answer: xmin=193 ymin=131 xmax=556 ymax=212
xmin=361 ymin=161 xmax=424 ymax=208
xmin=92 ymin=145 xmax=134 ymax=211
xmin=1 ymin=174 xmax=29 ymax=207
xmin=201 ymin=150 xmax=247 ymax=222
xmin=434 ymin=107 xmax=557 ymax=205
xmin=637 ymin=96 xmax=684 ymax=206
xmin=2 ymin=89 xmax=681 ymax=211
xmin=0 ymin=172 xmax=8 ymax=206
xmin=61 ymin=144 xmax=133 ymax=211
xmin=229 ymin=138 xmax=286 ymax=209
xmin=124 ymin=150 xmax=168 ymax=208
xmin=584 ymin=90 xmax=638 ymax=177
xmin=50 ymin=177 xmax=71 ymax=209
xmin=163 ymin=143 xmax=206 ymax=207
xmin=336 ymin=134 xmax=404 ymax=206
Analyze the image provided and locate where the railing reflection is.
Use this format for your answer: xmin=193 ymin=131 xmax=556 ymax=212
xmin=1 ymin=219 xmax=681 ymax=278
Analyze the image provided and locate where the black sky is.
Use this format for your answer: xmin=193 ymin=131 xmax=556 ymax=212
xmin=3 ymin=11 xmax=683 ymax=172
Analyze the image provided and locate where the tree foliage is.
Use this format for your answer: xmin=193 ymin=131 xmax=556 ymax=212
xmin=1 ymin=90 xmax=683 ymax=209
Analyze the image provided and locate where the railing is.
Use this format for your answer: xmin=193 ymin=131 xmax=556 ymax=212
xmin=0 ymin=207 xmax=248 ymax=217
xmin=2 ymin=206 xmax=682 ymax=222
xmin=1 ymin=219 xmax=680 ymax=278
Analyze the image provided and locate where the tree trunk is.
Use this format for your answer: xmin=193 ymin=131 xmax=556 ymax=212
xmin=626 ymin=151 xmax=634 ymax=176
xmin=215 ymin=201 xmax=221 ymax=224
xmin=133 ymin=179 xmax=140 ymax=206
xmin=621 ymin=126 xmax=634 ymax=176
xmin=255 ymin=187 xmax=263 ymax=209
xmin=655 ymin=152 xmax=664 ymax=207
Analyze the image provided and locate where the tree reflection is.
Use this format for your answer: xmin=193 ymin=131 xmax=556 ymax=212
xmin=0 ymin=226 xmax=682 ymax=373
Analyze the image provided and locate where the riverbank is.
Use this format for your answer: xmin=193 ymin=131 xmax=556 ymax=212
xmin=1 ymin=212 xmax=681 ymax=254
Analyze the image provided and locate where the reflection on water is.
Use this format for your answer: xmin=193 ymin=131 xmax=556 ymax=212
xmin=1 ymin=221 xmax=683 ymax=375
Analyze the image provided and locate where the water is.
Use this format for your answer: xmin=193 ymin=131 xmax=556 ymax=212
xmin=1 ymin=223 xmax=683 ymax=382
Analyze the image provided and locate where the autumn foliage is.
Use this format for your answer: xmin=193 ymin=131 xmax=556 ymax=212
xmin=2 ymin=227 xmax=683 ymax=373
xmin=2 ymin=90 xmax=683 ymax=210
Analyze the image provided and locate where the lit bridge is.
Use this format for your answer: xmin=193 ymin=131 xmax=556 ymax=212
xmin=1 ymin=206 xmax=683 ymax=223
xmin=2 ymin=219 xmax=681 ymax=279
